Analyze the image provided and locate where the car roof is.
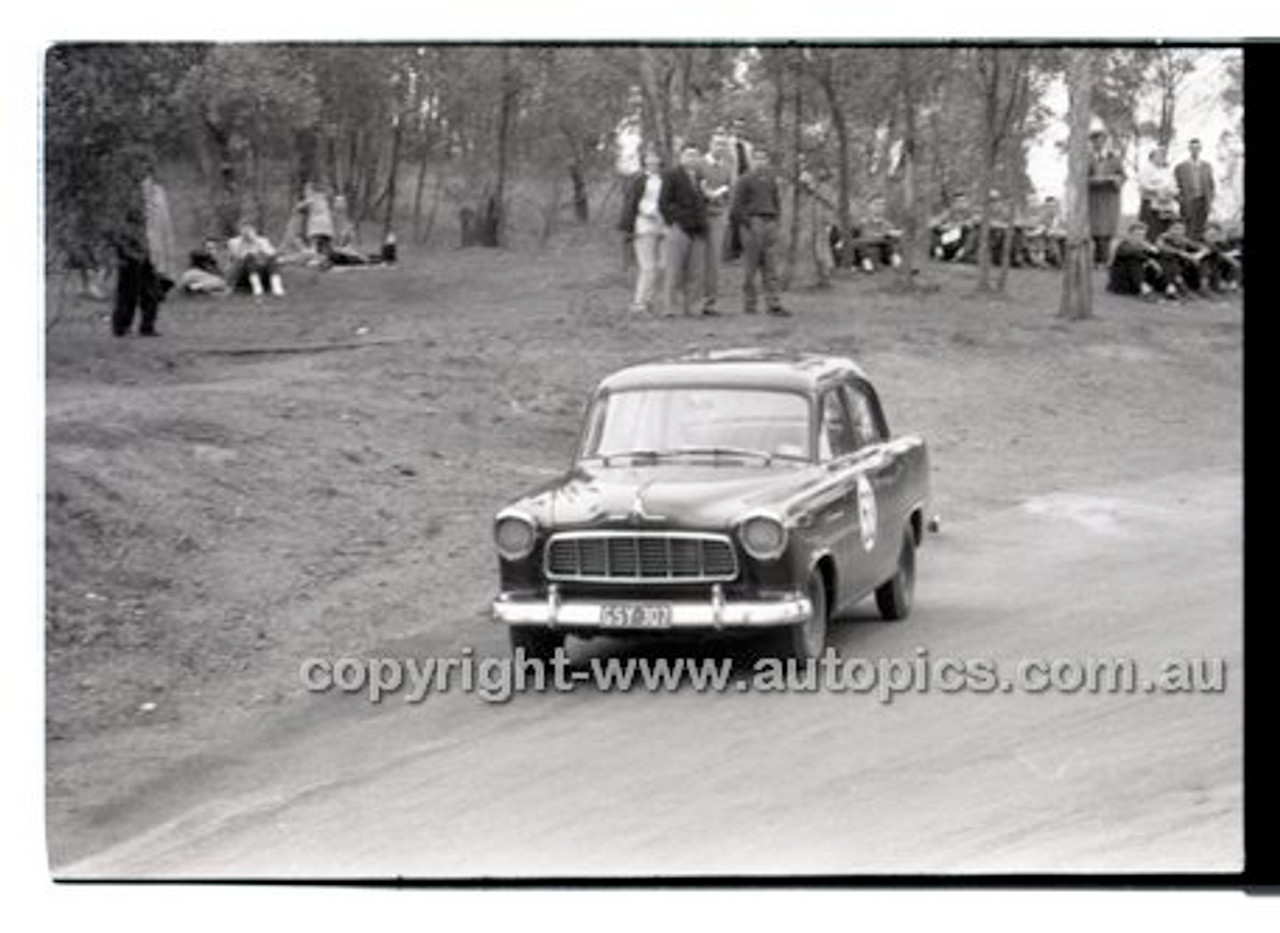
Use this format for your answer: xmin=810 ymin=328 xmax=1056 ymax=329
xmin=596 ymin=348 xmax=870 ymax=394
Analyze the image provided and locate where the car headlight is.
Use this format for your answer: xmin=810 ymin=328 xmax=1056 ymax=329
xmin=495 ymin=511 xmax=537 ymax=561
xmin=739 ymin=513 xmax=788 ymax=561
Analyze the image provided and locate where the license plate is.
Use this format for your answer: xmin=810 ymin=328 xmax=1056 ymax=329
xmin=599 ymin=603 xmax=673 ymax=629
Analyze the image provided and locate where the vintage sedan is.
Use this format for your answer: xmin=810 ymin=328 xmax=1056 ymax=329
xmin=491 ymin=349 xmax=935 ymax=660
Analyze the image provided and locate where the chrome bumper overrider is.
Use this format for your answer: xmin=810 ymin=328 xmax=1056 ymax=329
xmin=492 ymin=584 xmax=812 ymax=629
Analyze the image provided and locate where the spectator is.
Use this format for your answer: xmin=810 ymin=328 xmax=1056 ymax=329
xmin=1174 ymin=138 xmax=1215 ymax=242
xmin=1023 ymin=196 xmax=1065 ymax=268
xmin=296 ymin=182 xmax=335 ymax=259
xmin=1202 ymin=221 xmax=1241 ymax=293
xmin=227 ymin=221 xmax=286 ymax=298
xmin=1107 ymin=221 xmax=1168 ymax=300
xmin=697 ymin=136 xmax=736 ymax=314
xmin=619 ymin=148 xmax=666 ymax=315
xmin=178 ymin=237 xmax=230 ymax=295
xmin=1087 ymin=126 xmax=1126 ymax=267
xmin=1156 ymin=220 xmax=1211 ymax=298
xmin=111 ymin=160 xmax=177 ymax=337
xmin=1138 ymin=147 xmax=1178 ymax=242
xmin=729 ymin=145 xmax=789 ymax=316
xmin=854 ymin=195 xmax=902 ymax=273
xmin=929 ymin=192 xmax=975 ymax=262
xmin=658 ymin=143 xmax=709 ymax=317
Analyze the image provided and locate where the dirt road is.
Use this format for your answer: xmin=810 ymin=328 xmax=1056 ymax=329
xmin=58 ymin=465 xmax=1240 ymax=877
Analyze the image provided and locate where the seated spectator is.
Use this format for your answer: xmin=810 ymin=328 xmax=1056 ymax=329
xmin=1108 ymin=221 xmax=1170 ymax=299
xmin=854 ymin=195 xmax=902 ymax=272
xmin=1156 ymin=221 xmax=1211 ymax=297
xmin=227 ymin=221 xmax=286 ymax=298
xmin=177 ymin=237 xmax=230 ymax=295
xmin=1202 ymin=221 xmax=1242 ymax=292
xmin=929 ymin=193 xmax=975 ymax=262
xmin=277 ymin=207 xmax=320 ymax=267
xmin=1022 ymin=196 xmax=1066 ymax=268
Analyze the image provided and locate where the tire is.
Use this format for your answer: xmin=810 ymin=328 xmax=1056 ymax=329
xmin=781 ymin=570 xmax=829 ymax=660
xmin=875 ymin=530 xmax=916 ymax=621
xmin=509 ymin=626 xmax=565 ymax=662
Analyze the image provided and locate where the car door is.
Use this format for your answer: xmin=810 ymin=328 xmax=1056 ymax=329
xmin=841 ymin=380 xmax=904 ymax=590
xmin=810 ymin=386 xmax=863 ymax=606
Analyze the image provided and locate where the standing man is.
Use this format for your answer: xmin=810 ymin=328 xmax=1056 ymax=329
xmin=111 ymin=158 xmax=177 ymax=338
xmin=1087 ymin=126 xmax=1126 ymax=268
xmin=730 ymin=145 xmax=789 ymax=316
xmin=1137 ymin=147 xmax=1178 ymax=242
xmin=657 ymin=143 xmax=709 ymax=317
xmin=697 ymin=136 xmax=736 ymax=315
xmin=1174 ymin=138 xmax=1215 ymax=242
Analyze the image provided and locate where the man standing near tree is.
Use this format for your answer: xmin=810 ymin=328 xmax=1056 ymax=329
xmin=1174 ymin=138 xmax=1215 ymax=242
xmin=1087 ymin=126 xmax=1125 ymax=268
xmin=658 ymin=143 xmax=709 ymax=317
xmin=111 ymin=156 xmax=177 ymax=338
xmin=730 ymin=145 xmax=789 ymax=317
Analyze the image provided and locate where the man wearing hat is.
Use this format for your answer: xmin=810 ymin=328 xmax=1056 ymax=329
xmin=1087 ymin=123 xmax=1126 ymax=267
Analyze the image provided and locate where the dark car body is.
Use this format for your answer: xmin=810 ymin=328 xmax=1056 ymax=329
xmin=491 ymin=349 xmax=934 ymax=657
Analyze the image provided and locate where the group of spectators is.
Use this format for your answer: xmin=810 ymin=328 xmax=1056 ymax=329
xmin=619 ymin=137 xmax=791 ymax=318
xmin=101 ymin=170 xmax=401 ymax=337
xmin=1107 ymin=135 xmax=1242 ymax=301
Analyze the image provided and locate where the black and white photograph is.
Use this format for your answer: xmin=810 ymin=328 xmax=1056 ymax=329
xmin=38 ymin=35 xmax=1248 ymax=885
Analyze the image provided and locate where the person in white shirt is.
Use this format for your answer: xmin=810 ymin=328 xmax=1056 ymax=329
xmin=619 ymin=149 xmax=666 ymax=314
xmin=1137 ymin=147 xmax=1178 ymax=242
xmin=227 ymin=221 xmax=286 ymax=298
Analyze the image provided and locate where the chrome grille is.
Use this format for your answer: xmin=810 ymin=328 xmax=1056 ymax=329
xmin=544 ymin=532 xmax=739 ymax=583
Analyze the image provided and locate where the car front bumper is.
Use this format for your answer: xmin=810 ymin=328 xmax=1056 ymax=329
xmin=492 ymin=585 xmax=812 ymax=630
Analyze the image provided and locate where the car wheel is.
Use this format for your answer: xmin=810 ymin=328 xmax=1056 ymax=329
xmin=509 ymin=626 xmax=565 ymax=662
xmin=782 ymin=570 xmax=829 ymax=660
xmin=875 ymin=530 xmax=916 ymax=621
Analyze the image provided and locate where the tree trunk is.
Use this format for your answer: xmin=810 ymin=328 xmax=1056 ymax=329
xmin=569 ymin=161 xmax=589 ymax=223
xmin=1059 ymin=49 xmax=1095 ymax=321
xmin=383 ymin=112 xmax=404 ymax=241
xmin=815 ymin=68 xmax=854 ymax=269
xmin=784 ymin=66 xmax=803 ymax=289
xmin=412 ymin=136 xmax=431 ymax=244
xmin=492 ymin=47 xmax=518 ymax=248
xmin=637 ymin=48 xmax=672 ymax=163
xmin=896 ymin=48 xmax=920 ymax=290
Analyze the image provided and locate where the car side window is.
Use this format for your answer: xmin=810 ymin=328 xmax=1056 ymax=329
xmin=818 ymin=389 xmax=857 ymax=461
xmin=842 ymin=383 xmax=886 ymax=449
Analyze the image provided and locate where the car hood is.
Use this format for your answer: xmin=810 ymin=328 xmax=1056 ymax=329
xmin=512 ymin=461 xmax=823 ymax=531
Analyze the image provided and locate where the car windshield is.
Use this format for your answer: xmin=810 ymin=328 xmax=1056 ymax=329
xmin=581 ymin=387 xmax=812 ymax=462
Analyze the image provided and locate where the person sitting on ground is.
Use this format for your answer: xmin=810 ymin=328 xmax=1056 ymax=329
xmin=1155 ymin=220 xmax=1211 ymax=298
xmin=1201 ymin=221 xmax=1242 ymax=293
xmin=1107 ymin=221 xmax=1169 ymax=300
xmin=227 ymin=221 xmax=286 ymax=298
xmin=177 ymin=237 xmax=231 ymax=295
xmin=929 ymin=192 xmax=975 ymax=262
xmin=854 ymin=195 xmax=903 ymax=273
xmin=1024 ymin=195 xmax=1066 ymax=268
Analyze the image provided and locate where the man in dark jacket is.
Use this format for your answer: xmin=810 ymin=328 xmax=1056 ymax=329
xmin=730 ymin=145 xmax=789 ymax=316
xmin=1174 ymin=138 xmax=1215 ymax=242
xmin=658 ymin=143 xmax=708 ymax=317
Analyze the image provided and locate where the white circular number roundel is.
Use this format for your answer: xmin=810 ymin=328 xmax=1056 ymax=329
xmin=856 ymin=474 xmax=878 ymax=552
